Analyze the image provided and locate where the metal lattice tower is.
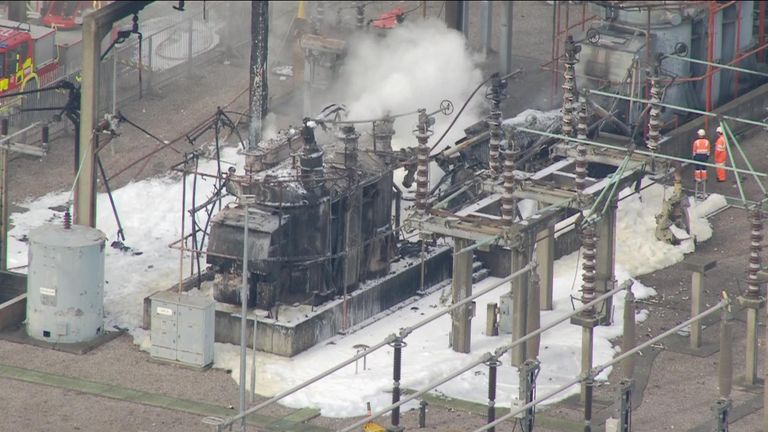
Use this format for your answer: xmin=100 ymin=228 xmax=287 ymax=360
xmin=414 ymin=109 xmax=432 ymax=220
xmin=746 ymin=207 xmax=764 ymax=299
xmin=580 ymin=225 xmax=597 ymax=314
xmin=647 ymin=71 xmax=662 ymax=151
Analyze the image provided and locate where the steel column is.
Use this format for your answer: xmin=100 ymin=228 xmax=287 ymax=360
xmin=76 ymin=1 xmax=152 ymax=227
xmin=535 ymin=225 xmax=555 ymax=310
xmin=451 ymin=237 xmax=474 ymax=353
xmin=390 ymin=338 xmax=406 ymax=430
xmin=0 ymin=149 xmax=6 ymax=271
xmin=510 ymin=243 xmax=530 ymax=366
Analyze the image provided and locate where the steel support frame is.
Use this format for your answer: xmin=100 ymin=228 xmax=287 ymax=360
xmin=76 ymin=1 xmax=153 ymax=226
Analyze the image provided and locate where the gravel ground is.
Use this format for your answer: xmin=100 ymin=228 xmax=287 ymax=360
xmin=1 ymin=377 xmax=213 ymax=432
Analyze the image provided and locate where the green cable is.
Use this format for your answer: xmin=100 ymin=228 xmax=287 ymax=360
xmin=719 ymin=120 xmax=747 ymax=205
xmin=722 ymin=121 xmax=766 ymax=195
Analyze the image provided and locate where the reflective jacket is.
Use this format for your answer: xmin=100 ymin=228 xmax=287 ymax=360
xmin=714 ymin=135 xmax=727 ymax=163
xmin=692 ymin=138 xmax=710 ymax=155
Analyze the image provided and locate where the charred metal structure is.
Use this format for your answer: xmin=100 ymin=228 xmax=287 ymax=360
xmin=207 ymin=119 xmax=396 ymax=309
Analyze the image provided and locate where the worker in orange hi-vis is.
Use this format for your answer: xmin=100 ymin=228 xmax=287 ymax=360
xmin=692 ymin=129 xmax=711 ymax=183
xmin=714 ymin=126 xmax=728 ymax=182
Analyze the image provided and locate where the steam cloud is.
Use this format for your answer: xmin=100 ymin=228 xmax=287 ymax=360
xmin=324 ymin=18 xmax=485 ymax=154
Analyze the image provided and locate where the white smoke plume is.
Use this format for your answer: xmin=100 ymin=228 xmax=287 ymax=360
xmin=325 ymin=18 xmax=485 ymax=153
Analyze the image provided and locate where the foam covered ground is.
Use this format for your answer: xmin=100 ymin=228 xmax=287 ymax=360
xmin=7 ymin=161 xmax=726 ymax=418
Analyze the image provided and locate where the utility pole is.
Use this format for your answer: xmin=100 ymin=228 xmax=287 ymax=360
xmin=248 ymin=0 xmax=269 ymax=151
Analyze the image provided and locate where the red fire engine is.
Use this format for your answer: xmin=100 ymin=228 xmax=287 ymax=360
xmin=42 ymin=1 xmax=105 ymax=30
xmin=0 ymin=19 xmax=60 ymax=109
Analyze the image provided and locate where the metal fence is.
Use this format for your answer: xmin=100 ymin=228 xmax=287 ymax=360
xmin=98 ymin=7 xmax=249 ymax=116
xmin=4 ymin=4 xmax=249 ymax=144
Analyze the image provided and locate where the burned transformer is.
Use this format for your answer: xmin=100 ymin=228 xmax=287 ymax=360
xmin=206 ymin=118 xmax=397 ymax=309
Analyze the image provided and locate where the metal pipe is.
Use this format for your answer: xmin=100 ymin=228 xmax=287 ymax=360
xmin=338 ymin=283 xmax=628 ymax=432
xmin=239 ymin=200 xmax=249 ymax=432
xmin=474 ymin=299 xmax=729 ymax=432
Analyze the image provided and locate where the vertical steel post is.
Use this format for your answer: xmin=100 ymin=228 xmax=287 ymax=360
xmin=584 ymin=375 xmax=594 ymax=432
xmin=418 ymin=400 xmax=428 ymax=428
xmin=76 ymin=2 xmax=151 ymax=228
xmin=536 ymin=224 xmax=555 ymax=310
xmin=186 ymin=17 xmax=194 ymax=77
xmin=499 ymin=2 xmax=513 ymax=75
xmin=0 ymin=148 xmax=6 ymax=271
xmin=519 ymin=359 xmax=540 ymax=432
xmin=390 ymin=337 xmax=406 ymax=430
xmin=526 ymin=268 xmax=541 ymax=359
xmin=713 ymin=304 xmax=733 ymax=432
xmin=486 ymin=358 xmax=500 ymax=432
xmin=738 ymin=207 xmax=764 ymax=386
xmin=482 ymin=0 xmax=492 ymax=58
xmin=622 ymin=286 xmax=636 ymax=379
xmin=112 ymin=48 xmax=118 ymax=114
xmin=250 ymin=317 xmax=257 ymax=402
xmin=690 ymin=270 xmax=705 ymax=349
xmin=239 ymin=201 xmax=249 ymax=432
xmin=617 ymin=379 xmax=633 ymax=432
xmin=510 ymin=242 xmax=529 ymax=366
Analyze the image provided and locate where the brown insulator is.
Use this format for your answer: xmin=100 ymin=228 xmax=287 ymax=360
xmin=574 ymin=97 xmax=589 ymax=196
xmin=63 ymin=210 xmax=72 ymax=230
xmin=746 ymin=208 xmax=763 ymax=298
xmin=581 ymin=225 xmax=597 ymax=314
xmin=647 ymin=74 xmax=662 ymax=151
xmin=488 ymin=109 xmax=502 ymax=176
xmin=414 ymin=109 xmax=432 ymax=219
xmin=373 ymin=117 xmax=395 ymax=152
xmin=501 ymin=143 xmax=517 ymax=226
xmin=340 ymin=125 xmax=360 ymax=167
xmin=561 ymin=60 xmax=576 ymax=138
xmin=487 ymin=74 xmax=506 ymax=177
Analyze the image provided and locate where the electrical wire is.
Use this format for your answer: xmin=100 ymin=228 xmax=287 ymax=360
xmin=429 ymin=69 xmax=521 ymax=153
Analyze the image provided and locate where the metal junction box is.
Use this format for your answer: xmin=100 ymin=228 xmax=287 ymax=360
xmin=150 ymin=291 xmax=215 ymax=368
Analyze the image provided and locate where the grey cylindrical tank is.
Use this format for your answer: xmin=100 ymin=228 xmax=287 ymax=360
xmin=26 ymin=223 xmax=106 ymax=343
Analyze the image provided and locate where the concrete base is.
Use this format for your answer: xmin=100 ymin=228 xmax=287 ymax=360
xmin=143 ymin=247 xmax=453 ymax=357
xmin=0 ymin=324 xmax=123 ymax=354
xmin=734 ymin=375 xmax=765 ymax=393
xmin=386 ymin=426 xmax=405 ymax=432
